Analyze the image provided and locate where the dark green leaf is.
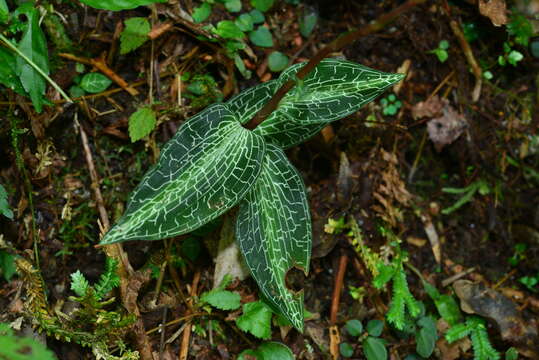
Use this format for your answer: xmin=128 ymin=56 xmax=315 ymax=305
xmin=80 ymin=73 xmax=112 ymax=93
xmin=0 ymin=323 xmax=57 ymax=360
xmin=340 ymin=342 xmax=354 ymax=358
xmin=0 ymin=47 xmax=25 ymax=95
xmin=214 ymin=20 xmax=244 ymax=39
xmin=120 ymin=17 xmax=150 ymax=54
xmin=416 ymin=317 xmax=437 ymax=358
xmin=250 ymin=9 xmax=265 ymax=23
xmin=254 ymin=59 xmax=404 ymax=148
xmin=101 ymin=104 xmax=266 ymax=245
xmin=434 ymin=294 xmax=462 ymax=326
xmin=193 ymin=2 xmax=212 ymax=23
xmin=0 ymin=0 xmax=8 ymax=24
xmin=236 ymin=144 xmax=311 ymax=331
xmin=366 ymin=319 xmax=384 ymax=337
xmin=225 ymin=0 xmax=241 ymax=12
xmin=0 ymin=251 xmax=16 ymax=281
xmin=15 ymin=7 xmax=49 ymax=113
xmin=299 ymin=9 xmax=317 ymax=37
xmin=268 ymin=51 xmax=289 ymax=72
xmin=249 ymin=26 xmax=273 ymax=47
xmin=236 ymin=301 xmax=273 ymax=339
xmin=0 ymin=184 xmax=13 ymax=220
xmin=128 ymin=107 xmax=157 ymax=142
xmin=235 ymin=13 xmax=254 ymax=32
xmin=201 ymin=289 xmax=241 ymax=310
xmin=363 ymin=337 xmax=387 ymax=360
xmin=345 ymin=319 xmax=363 ymax=337
xmin=251 ymin=0 xmax=274 ymax=12
xmin=256 ymin=342 xmax=294 ymax=359
xmin=78 ymin=0 xmax=166 ymax=11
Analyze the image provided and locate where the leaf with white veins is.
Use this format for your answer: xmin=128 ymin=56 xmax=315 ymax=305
xmin=236 ymin=144 xmax=311 ymax=331
xmin=255 ymin=58 xmax=404 ymax=148
xmin=101 ymin=103 xmax=265 ymax=245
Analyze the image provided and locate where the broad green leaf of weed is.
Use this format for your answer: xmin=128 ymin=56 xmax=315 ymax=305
xmin=192 ymin=2 xmax=212 ymax=23
xmin=0 ymin=48 xmax=24 ymax=94
xmin=15 ymin=6 xmax=49 ymax=113
xmin=363 ymin=336 xmax=387 ymax=360
xmin=249 ymin=26 xmax=273 ymax=47
xmin=225 ymin=0 xmax=241 ymax=12
xmin=249 ymin=9 xmax=265 ymax=23
xmin=0 ymin=0 xmax=8 ymax=23
xmin=80 ymin=73 xmax=112 ymax=93
xmin=345 ymin=319 xmax=363 ymax=337
xmin=0 ymin=323 xmax=57 ymax=360
xmin=256 ymin=342 xmax=294 ymax=359
xmin=299 ymin=8 xmax=318 ymax=37
xmin=128 ymin=106 xmax=156 ymax=142
xmin=120 ymin=17 xmax=150 ymax=54
xmin=200 ymin=289 xmax=241 ymax=310
xmin=235 ymin=13 xmax=254 ymax=32
xmin=214 ymin=20 xmax=244 ymax=39
xmin=416 ymin=316 xmax=437 ymax=358
xmin=340 ymin=342 xmax=354 ymax=358
xmin=0 ymin=250 xmax=16 ymax=281
xmin=366 ymin=319 xmax=384 ymax=337
xmin=236 ymin=300 xmax=273 ymax=339
xmin=79 ymin=0 xmax=166 ymax=11
xmin=268 ymin=51 xmax=288 ymax=72
xmin=0 ymin=184 xmax=13 ymax=219
xmin=251 ymin=0 xmax=274 ymax=12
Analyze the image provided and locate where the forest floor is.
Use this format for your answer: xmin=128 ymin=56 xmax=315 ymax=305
xmin=1 ymin=0 xmax=539 ymax=359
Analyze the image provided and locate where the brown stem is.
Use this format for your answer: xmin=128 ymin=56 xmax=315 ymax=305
xmin=243 ymin=0 xmax=427 ymax=130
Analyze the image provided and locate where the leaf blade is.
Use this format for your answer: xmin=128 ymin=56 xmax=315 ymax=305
xmin=101 ymin=103 xmax=266 ymax=244
xmin=236 ymin=144 xmax=311 ymax=331
xmin=78 ymin=0 xmax=166 ymax=11
xmin=254 ymin=58 xmax=404 ymax=148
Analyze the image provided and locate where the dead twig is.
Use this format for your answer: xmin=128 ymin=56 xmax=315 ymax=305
xmin=59 ymin=53 xmax=139 ymax=96
xmin=449 ymin=20 xmax=482 ymax=102
xmin=179 ymin=270 xmax=201 ymax=360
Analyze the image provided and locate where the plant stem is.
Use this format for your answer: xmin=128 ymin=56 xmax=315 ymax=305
xmin=243 ymin=0 xmax=426 ymax=130
xmin=0 ymin=34 xmax=73 ymax=104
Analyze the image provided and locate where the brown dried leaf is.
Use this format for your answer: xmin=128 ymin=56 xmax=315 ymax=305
xmin=453 ymin=280 xmax=539 ymax=357
xmin=427 ymin=106 xmax=467 ymax=151
xmin=412 ymin=95 xmax=448 ymax=119
xmin=479 ymin=0 xmax=508 ymax=26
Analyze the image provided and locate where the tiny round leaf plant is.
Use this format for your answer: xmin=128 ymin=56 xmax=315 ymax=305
xmin=100 ymin=59 xmax=404 ymax=331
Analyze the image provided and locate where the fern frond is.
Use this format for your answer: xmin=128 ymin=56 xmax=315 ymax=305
xmin=468 ymin=317 xmax=500 ymax=360
xmin=95 ymin=257 xmax=120 ymax=300
xmin=387 ymin=269 xmax=407 ymax=329
xmin=70 ymin=270 xmax=90 ymax=297
xmin=445 ymin=322 xmax=472 ymax=343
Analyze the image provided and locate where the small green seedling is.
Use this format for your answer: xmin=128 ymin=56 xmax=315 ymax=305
xmin=445 ymin=316 xmax=499 ymax=360
xmin=380 ymin=94 xmax=402 ymax=116
xmin=498 ymin=42 xmax=524 ymax=67
xmin=519 ymin=272 xmax=539 ymax=292
xmin=508 ymin=243 xmax=527 ymax=267
xmin=340 ymin=319 xmax=388 ymax=360
xmin=441 ymin=179 xmax=490 ymax=215
xmin=429 ymin=40 xmax=449 ymax=63
xmin=99 ymin=59 xmax=403 ymax=330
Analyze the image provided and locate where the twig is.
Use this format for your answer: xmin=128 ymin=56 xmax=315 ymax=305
xmin=449 ymin=20 xmax=482 ymax=102
xmin=59 ymin=53 xmax=139 ymax=96
xmin=149 ymin=21 xmax=174 ymax=40
xmin=243 ymin=0 xmax=427 ymax=130
xmin=179 ymin=270 xmax=201 ymax=360
xmin=442 ymin=267 xmax=476 ymax=287
xmin=159 ymin=307 xmax=168 ymax=360
xmin=330 ymin=253 xmax=348 ymax=325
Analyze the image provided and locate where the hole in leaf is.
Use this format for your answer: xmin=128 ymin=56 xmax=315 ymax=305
xmin=285 ymin=266 xmax=306 ymax=294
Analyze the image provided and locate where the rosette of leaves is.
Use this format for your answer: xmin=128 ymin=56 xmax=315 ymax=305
xmin=100 ymin=59 xmax=403 ymax=330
